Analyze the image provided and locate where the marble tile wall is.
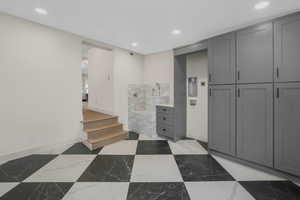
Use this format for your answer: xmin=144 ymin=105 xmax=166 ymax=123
xmin=128 ymin=84 xmax=170 ymax=137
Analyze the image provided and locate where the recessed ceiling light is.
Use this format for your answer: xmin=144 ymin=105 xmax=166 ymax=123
xmin=171 ymin=29 xmax=182 ymax=35
xmin=35 ymin=7 xmax=48 ymax=15
xmin=254 ymin=1 xmax=270 ymax=10
xmin=131 ymin=42 xmax=138 ymax=47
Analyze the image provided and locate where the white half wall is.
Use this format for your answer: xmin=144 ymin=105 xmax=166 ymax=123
xmin=88 ymin=48 xmax=114 ymax=114
xmin=186 ymin=51 xmax=208 ymax=142
xmin=0 ymin=13 xmax=82 ymax=157
xmin=143 ymin=50 xmax=174 ymax=105
xmin=113 ymin=49 xmax=144 ymax=130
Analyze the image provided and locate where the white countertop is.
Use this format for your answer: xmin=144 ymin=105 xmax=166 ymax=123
xmin=156 ymin=104 xmax=174 ymax=107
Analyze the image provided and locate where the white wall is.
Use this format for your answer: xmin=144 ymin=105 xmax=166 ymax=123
xmin=88 ymin=48 xmax=114 ymax=114
xmin=143 ymin=50 xmax=174 ymax=105
xmin=0 ymin=13 xmax=82 ymax=156
xmin=113 ymin=49 xmax=144 ymax=130
xmin=186 ymin=51 xmax=208 ymax=142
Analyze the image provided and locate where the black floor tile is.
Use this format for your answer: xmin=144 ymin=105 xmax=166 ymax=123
xmin=127 ymin=132 xmax=139 ymax=140
xmin=78 ymin=155 xmax=134 ymax=182
xmin=240 ymin=181 xmax=300 ymax=200
xmin=62 ymin=143 xmax=101 ymax=154
xmin=126 ymin=182 xmax=190 ymax=200
xmin=0 ymin=182 xmax=73 ymax=200
xmin=0 ymin=155 xmax=57 ymax=182
xmin=174 ymin=154 xmax=234 ymax=182
xmin=136 ymin=140 xmax=172 ymax=155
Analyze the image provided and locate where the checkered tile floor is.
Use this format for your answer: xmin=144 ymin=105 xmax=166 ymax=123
xmin=0 ymin=132 xmax=300 ymax=200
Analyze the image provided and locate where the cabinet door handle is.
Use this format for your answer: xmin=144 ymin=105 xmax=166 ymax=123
xmin=209 ymin=73 xmax=212 ymax=82
xmin=276 ymin=88 xmax=280 ymax=98
xmin=276 ymin=67 xmax=279 ymax=79
xmin=237 ymin=88 xmax=240 ymax=97
xmin=237 ymin=70 xmax=240 ymax=81
xmin=209 ymin=88 xmax=212 ymax=96
xmin=162 ymin=108 xmax=167 ymax=112
xmin=162 ymin=128 xmax=166 ymax=131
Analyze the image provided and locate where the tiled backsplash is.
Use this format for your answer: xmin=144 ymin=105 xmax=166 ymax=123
xmin=128 ymin=84 xmax=170 ymax=137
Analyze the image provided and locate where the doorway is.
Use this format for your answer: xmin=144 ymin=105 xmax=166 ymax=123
xmin=173 ymin=45 xmax=209 ymax=142
xmin=81 ymin=44 xmax=89 ymax=109
xmin=186 ymin=51 xmax=208 ymax=142
xmin=81 ymin=42 xmax=114 ymax=115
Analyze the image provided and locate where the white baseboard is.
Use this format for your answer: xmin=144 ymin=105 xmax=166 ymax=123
xmin=0 ymin=137 xmax=82 ymax=165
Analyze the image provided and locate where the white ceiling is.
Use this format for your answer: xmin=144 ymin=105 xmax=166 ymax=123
xmin=1 ymin=0 xmax=300 ymax=54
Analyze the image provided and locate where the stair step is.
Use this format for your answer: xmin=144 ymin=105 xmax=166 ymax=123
xmin=85 ymin=123 xmax=123 ymax=140
xmin=86 ymin=131 xmax=128 ymax=150
xmin=83 ymin=116 xmax=118 ymax=129
xmin=83 ymin=115 xmax=117 ymax=123
xmin=85 ymin=123 xmax=122 ymax=133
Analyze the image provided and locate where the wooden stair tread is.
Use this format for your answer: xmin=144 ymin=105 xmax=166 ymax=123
xmin=88 ymin=131 xmax=128 ymax=144
xmin=83 ymin=109 xmax=117 ymax=123
xmin=85 ymin=123 xmax=122 ymax=133
xmin=83 ymin=116 xmax=117 ymax=124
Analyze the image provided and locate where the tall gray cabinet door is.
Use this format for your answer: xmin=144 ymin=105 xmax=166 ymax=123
xmin=208 ymin=85 xmax=235 ymax=156
xmin=208 ymin=33 xmax=236 ymax=84
xmin=274 ymin=83 xmax=300 ymax=176
xmin=237 ymin=84 xmax=273 ymax=167
xmin=274 ymin=13 xmax=300 ymax=82
xmin=236 ymin=23 xmax=273 ymax=83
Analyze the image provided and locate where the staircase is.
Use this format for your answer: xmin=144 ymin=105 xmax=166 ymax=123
xmin=82 ymin=109 xmax=128 ymax=150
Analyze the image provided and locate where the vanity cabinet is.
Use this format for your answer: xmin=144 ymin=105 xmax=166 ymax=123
xmin=156 ymin=106 xmax=175 ymax=139
xmin=208 ymin=85 xmax=236 ymax=156
xmin=236 ymin=84 xmax=273 ymax=167
xmin=274 ymin=13 xmax=300 ymax=82
xmin=208 ymin=32 xmax=236 ymax=85
xmin=236 ymin=23 xmax=273 ymax=83
xmin=274 ymin=83 xmax=300 ymax=176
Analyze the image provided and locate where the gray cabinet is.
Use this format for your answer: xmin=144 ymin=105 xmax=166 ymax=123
xmin=274 ymin=13 xmax=300 ymax=82
xmin=274 ymin=83 xmax=300 ymax=176
xmin=236 ymin=23 xmax=273 ymax=83
xmin=236 ymin=84 xmax=273 ymax=167
xmin=156 ymin=106 xmax=175 ymax=139
xmin=208 ymin=85 xmax=235 ymax=156
xmin=208 ymin=33 xmax=236 ymax=85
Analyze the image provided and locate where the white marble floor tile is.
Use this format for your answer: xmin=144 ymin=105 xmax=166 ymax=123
xmin=185 ymin=181 xmax=255 ymax=200
xmin=138 ymin=134 xmax=165 ymax=140
xmin=24 ymin=155 xmax=95 ymax=182
xmin=0 ymin=183 xmax=19 ymax=197
xmin=212 ymin=155 xmax=285 ymax=181
xmin=99 ymin=140 xmax=137 ymax=155
xmin=168 ymin=140 xmax=208 ymax=155
xmin=131 ymin=155 xmax=182 ymax=182
xmin=62 ymin=182 xmax=129 ymax=200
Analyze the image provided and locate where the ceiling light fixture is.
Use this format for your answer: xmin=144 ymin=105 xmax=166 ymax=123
xmin=254 ymin=1 xmax=270 ymax=10
xmin=35 ymin=7 xmax=48 ymax=15
xmin=131 ymin=42 xmax=138 ymax=47
xmin=171 ymin=29 xmax=182 ymax=35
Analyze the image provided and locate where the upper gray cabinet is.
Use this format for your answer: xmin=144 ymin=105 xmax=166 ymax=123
xmin=274 ymin=13 xmax=300 ymax=82
xmin=274 ymin=83 xmax=300 ymax=176
xmin=208 ymin=33 xmax=236 ymax=85
xmin=237 ymin=84 xmax=273 ymax=167
xmin=208 ymin=85 xmax=236 ymax=156
xmin=236 ymin=23 xmax=273 ymax=84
